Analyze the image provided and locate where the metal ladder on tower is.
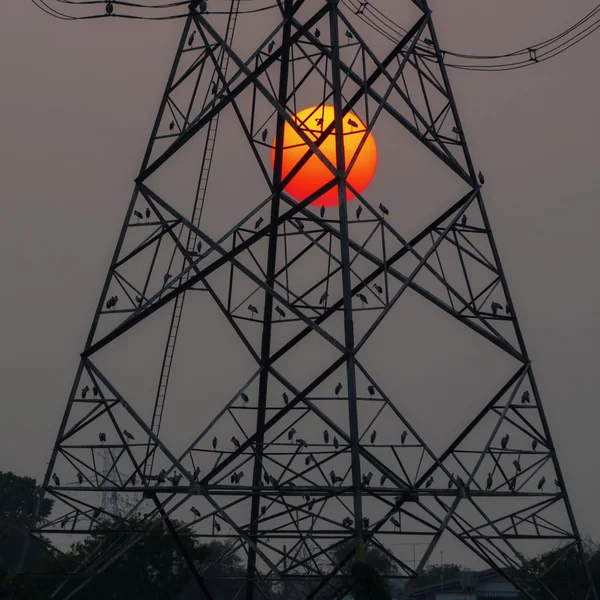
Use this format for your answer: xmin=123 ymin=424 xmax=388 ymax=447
xmin=145 ymin=1 xmax=241 ymax=477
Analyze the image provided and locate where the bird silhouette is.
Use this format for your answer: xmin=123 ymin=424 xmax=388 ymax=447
xmin=538 ymin=477 xmax=546 ymax=490
xmin=248 ymin=304 xmax=259 ymax=318
xmin=314 ymin=28 xmax=320 ymax=38
xmin=231 ymin=436 xmax=241 ymax=449
xmin=363 ymin=472 xmax=373 ymax=485
xmin=315 ymin=117 xmax=323 ymax=126
xmin=240 ymin=392 xmax=249 ymax=403
xmin=425 ymin=477 xmax=433 ymax=488
xmin=77 ymin=472 xmax=83 ymax=484
xmin=134 ymin=210 xmax=143 ymax=220
xmin=275 ymin=306 xmax=286 ymax=319
xmin=345 ymin=30 xmax=353 ymax=39
xmin=168 ymin=473 xmax=182 ymax=486
xmin=60 ymin=516 xmax=69 ymax=529
xmin=214 ymin=520 xmax=221 ymax=532
xmin=193 ymin=466 xmax=200 ymax=480
xmin=261 ymin=128 xmax=268 ymax=142
xmin=342 ymin=516 xmax=352 ymax=528
xmin=99 ymin=432 xmax=106 ymax=444
xmin=123 ymin=430 xmax=134 ymax=441
xmin=486 ymin=473 xmax=493 ymax=490
xmin=254 ymin=217 xmax=263 ymax=229
xmin=81 ymin=385 xmax=90 ymax=399
xmin=506 ymin=303 xmax=512 ymax=315
xmin=356 ymin=205 xmax=363 ymax=220
xmin=191 ymin=507 xmax=201 ymax=518
xmin=334 ymin=382 xmax=343 ymax=396
xmin=461 ymin=214 xmax=467 ymax=227
xmin=491 ymin=301 xmax=503 ymax=315
xmin=521 ymin=391 xmax=530 ymax=404
xmin=391 ymin=517 xmax=401 ymax=529
xmin=197 ymin=241 xmax=202 ymax=253
xmin=158 ymin=469 xmax=167 ymax=483
xmin=380 ymin=474 xmax=387 ymax=486
xmin=296 ymin=438 xmax=307 ymax=448
xmin=370 ymin=430 xmax=377 ymax=444
xmin=144 ymin=207 xmax=150 ymax=220
xmin=212 ymin=436 xmax=217 ymax=450
xmin=267 ymin=40 xmax=275 ymax=54
xmin=513 ymin=459 xmax=521 ymax=473
xmin=357 ymin=293 xmax=368 ymax=306
xmin=169 ymin=121 xmax=175 ymax=131
xmin=329 ymin=470 xmax=337 ymax=485
xmin=373 ymin=283 xmax=383 ymax=294
xmin=131 ymin=474 xmax=136 ymax=485
xmin=323 ymin=430 xmax=329 ymax=444
xmin=211 ymin=83 xmax=218 ymax=95
xmin=478 ymin=171 xmax=485 ymax=185
xmin=555 ymin=478 xmax=562 ymax=489
xmin=305 ymin=455 xmax=313 ymax=465
xmin=261 ymin=505 xmax=267 ymax=515
xmin=531 ymin=439 xmax=538 ymax=451
xmin=379 ymin=203 xmax=389 ymax=215
xmin=282 ymin=392 xmax=289 ymax=404
xmin=236 ymin=471 xmax=244 ymax=483
xmin=164 ymin=273 xmax=171 ymax=285
xmin=52 ymin=473 xmax=60 ymax=486
xmin=319 ymin=291 xmax=328 ymax=305
xmin=367 ymin=385 xmax=375 ymax=396
xmin=295 ymin=219 xmax=305 ymax=230
xmin=500 ymin=434 xmax=509 ymax=450
xmin=333 ymin=437 xmax=339 ymax=449
xmin=347 ymin=118 xmax=359 ymax=128
xmin=320 ymin=205 xmax=325 ymax=219
xmin=400 ymin=430 xmax=407 ymax=444
xmin=287 ymin=427 xmax=296 ymax=441
xmin=188 ymin=31 xmax=195 ymax=46
xmin=106 ymin=1 xmax=113 ymax=15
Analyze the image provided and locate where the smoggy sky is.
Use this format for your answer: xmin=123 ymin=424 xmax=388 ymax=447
xmin=1 ymin=0 xmax=599 ymax=566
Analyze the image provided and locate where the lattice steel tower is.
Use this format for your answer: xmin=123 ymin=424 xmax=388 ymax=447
xmin=30 ymin=1 xmax=597 ymax=599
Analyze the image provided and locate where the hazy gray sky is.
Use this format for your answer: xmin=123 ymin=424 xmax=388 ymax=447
xmin=1 ymin=0 xmax=599 ymax=566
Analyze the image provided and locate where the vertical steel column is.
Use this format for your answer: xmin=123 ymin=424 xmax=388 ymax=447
xmin=328 ymin=0 xmax=364 ymax=560
xmin=244 ymin=1 xmax=294 ymax=597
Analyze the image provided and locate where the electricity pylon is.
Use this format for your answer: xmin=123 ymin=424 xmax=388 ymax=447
xmin=29 ymin=1 xmax=597 ymax=599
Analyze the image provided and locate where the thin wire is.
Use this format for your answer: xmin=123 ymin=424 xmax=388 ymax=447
xmin=28 ymin=0 xmax=600 ymax=70
xmin=342 ymin=0 xmax=600 ymax=72
xmin=29 ymin=0 xmax=278 ymax=19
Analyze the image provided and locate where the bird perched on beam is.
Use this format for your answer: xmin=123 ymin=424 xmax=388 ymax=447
xmin=191 ymin=507 xmax=201 ymax=518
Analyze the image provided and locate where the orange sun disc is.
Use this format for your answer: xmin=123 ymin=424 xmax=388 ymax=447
xmin=270 ymin=105 xmax=377 ymax=208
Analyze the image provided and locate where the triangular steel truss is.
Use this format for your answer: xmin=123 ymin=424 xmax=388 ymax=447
xmin=29 ymin=1 xmax=597 ymax=599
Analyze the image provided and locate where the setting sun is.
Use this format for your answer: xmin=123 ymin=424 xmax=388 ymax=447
xmin=270 ymin=105 xmax=377 ymax=208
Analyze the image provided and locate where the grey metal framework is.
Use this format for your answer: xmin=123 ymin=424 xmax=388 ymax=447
xmin=28 ymin=1 xmax=597 ymax=599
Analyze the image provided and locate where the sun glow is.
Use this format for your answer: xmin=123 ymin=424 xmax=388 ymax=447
xmin=270 ymin=105 xmax=377 ymax=208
